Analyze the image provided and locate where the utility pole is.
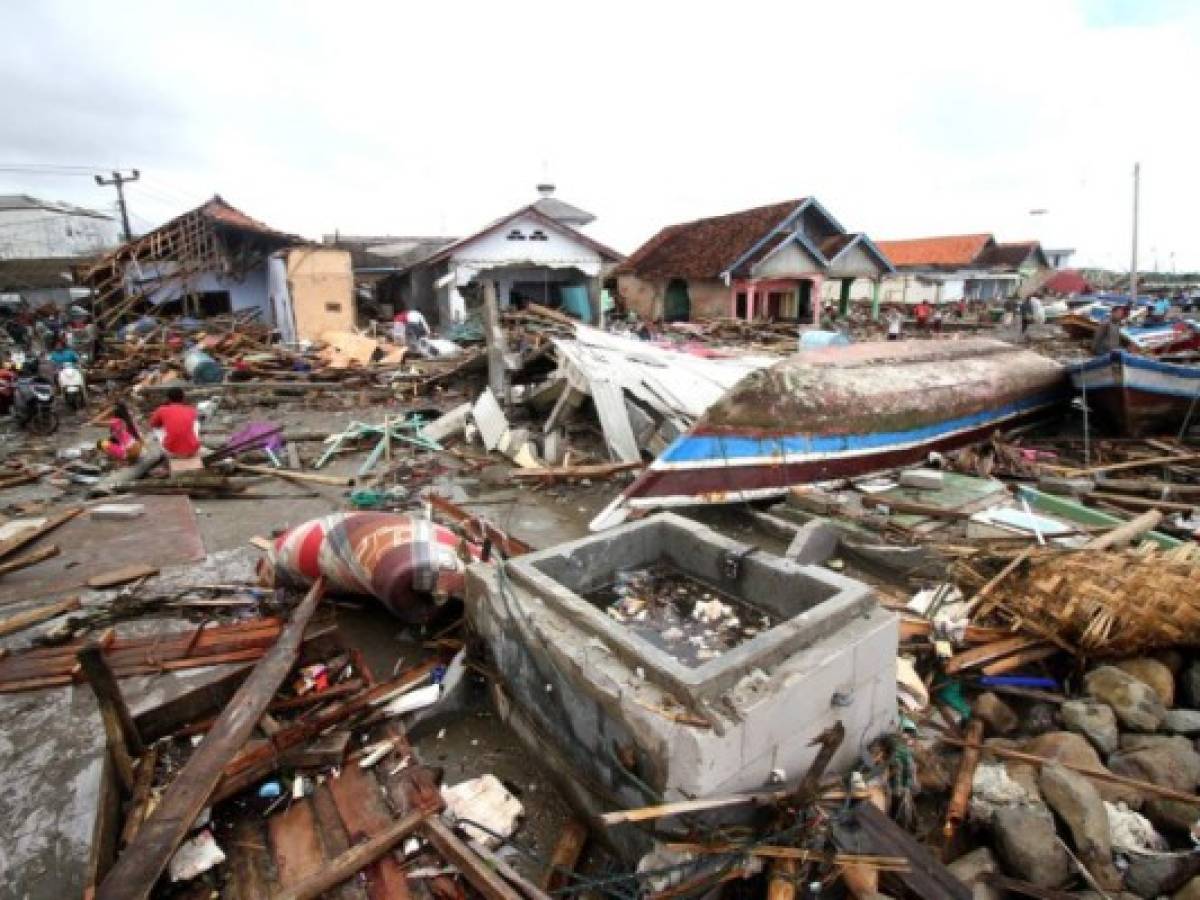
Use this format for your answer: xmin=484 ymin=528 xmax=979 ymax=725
xmin=1129 ymin=162 xmax=1140 ymax=301
xmin=94 ymin=169 xmax=140 ymax=241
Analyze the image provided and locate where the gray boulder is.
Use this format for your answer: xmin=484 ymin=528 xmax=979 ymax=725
xmin=1085 ymin=666 xmax=1167 ymax=732
xmin=1039 ymin=763 xmax=1123 ymax=891
xmin=947 ymin=846 xmax=1002 ymax=900
xmin=1061 ymin=700 xmax=1119 ymax=755
xmin=993 ymin=803 xmax=1071 ymax=888
xmin=1125 ymin=851 xmax=1200 ymax=899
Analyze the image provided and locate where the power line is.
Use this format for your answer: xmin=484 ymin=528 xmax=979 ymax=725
xmin=95 ymin=169 xmax=140 ymax=241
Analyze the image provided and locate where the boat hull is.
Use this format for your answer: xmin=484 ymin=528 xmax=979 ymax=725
xmin=1070 ymin=351 xmax=1200 ymax=436
xmin=592 ymin=339 xmax=1068 ymax=529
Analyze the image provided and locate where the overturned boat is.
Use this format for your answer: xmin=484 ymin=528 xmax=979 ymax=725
xmin=1070 ymin=350 xmax=1200 ymax=436
xmin=592 ymin=338 xmax=1067 ymax=529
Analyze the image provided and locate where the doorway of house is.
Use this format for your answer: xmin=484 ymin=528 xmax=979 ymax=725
xmin=664 ymin=279 xmax=691 ymax=322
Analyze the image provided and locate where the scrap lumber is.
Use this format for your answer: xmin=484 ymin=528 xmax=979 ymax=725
xmin=663 ymin=844 xmax=909 ymax=870
xmin=508 ymin=460 xmax=644 ymax=483
xmin=424 ymin=816 xmax=525 ymax=900
xmin=860 ymin=494 xmax=972 ymax=520
xmin=1082 ymin=509 xmax=1162 ymax=550
xmin=541 ymin=819 xmax=589 ymax=892
xmin=326 ymin=764 xmax=413 ymax=899
xmin=943 ymin=737 xmax=1200 ymax=805
xmin=119 ymin=746 xmax=160 ymax=849
xmin=942 ymin=636 xmax=1049 ymax=675
xmin=212 ymin=659 xmax=439 ymax=802
xmin=0 ymin=543 xmax=60 ymax=577
xmin=944 ymin=719 xmax=985 ymax=847
xmin=87 ymin=564 xmax=160 ymax=590
xmin=268 ymin=800 xmax=325 ymax=888
xmin=470 ymin=838 xmax=556 ymax=900
xmin=78 ymin=640 xmax=146 ymax=794
xmin=426 ymin=492 xmax=532 ymax=556
xmin=0 ymin=506 xmax=81 ymax=561
xmin=834 ymin=801 xmax=971 ymax=900
xmin=235 ymin=463 xmax=354 ymax=487
xmin=0 ymin=594 xmax=79 ymax=638
xmin=275 ymin=807 xmax=433 ymax=900
xmin=1073 ymin=452 xmax=1200 ymax=476
xmin=95 ymin=578 xmax=326 ymax=900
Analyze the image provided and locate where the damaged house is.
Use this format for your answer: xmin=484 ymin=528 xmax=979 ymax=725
xmin=615 ymin=198 xmax=893 ymax=325
xmin=86 ymin=196 xmax=354 ymax=338
xmin=875 ymin=233 xmax=1051 ymax=305
xmin=383 ymin=185 xmax=624 ymax=327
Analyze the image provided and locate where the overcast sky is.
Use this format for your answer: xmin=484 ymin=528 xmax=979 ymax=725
xmin=2 ymin=0 xmax=1197 ymax=270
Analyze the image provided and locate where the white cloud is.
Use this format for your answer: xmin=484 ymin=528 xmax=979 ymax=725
xmin=2 ymin=0 xmax=1197 ymax=269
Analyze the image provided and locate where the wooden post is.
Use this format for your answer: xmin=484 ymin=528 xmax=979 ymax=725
xmin=541 ymin=819 xmax=588 ymax=891
xmin=77 ymin=641 xmax=145 ymax=794
xmin=482 ymin=280 xmax=508 ymax=403
xmin=586 ymin=277 xmax=602 ymax=326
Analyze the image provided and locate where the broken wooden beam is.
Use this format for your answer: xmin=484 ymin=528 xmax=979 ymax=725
xmin=541 ymin=819 xmax=588 ymax=892
xmin=234 ymin=463 xmax=354 ymax=488
xmin=274 ymin=806 xmax=435 ymax=900
xmin=0 ymin=543 xmax=60 ymax=577
xmin=0 ymin=594 xmax=80 ymax=638
xmin=77 ymin=640 xmax=146 ymax=794
xmin=1082 ymin=508 xmax=1163 ymax=550
xmin=0 ymin=506 xmax=82 ymax=561
xmin=95 ymin=578 xmax=326 ymax=900
xmin=424 ymin=816 xmax=524 ymax=900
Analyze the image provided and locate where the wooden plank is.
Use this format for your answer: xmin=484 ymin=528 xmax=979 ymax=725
xmin=275 ymin=807 xmax=432 ymax=900
xmin=269 ymin=799 xmax=325 ymax=888
xmin=95 ymin=578 xmax=326 ymax=900
xmin=327 ymin=764 xmax=413 ymax=900
xmin=0 ymin=506 xmax=81 ymax=561
xmin=981 ymin=645 xmax=1060 ymax=675
xmin=942 ymin=636 xmax=1049 ymax=675
xmin=424 ymin=817 xmax=524 ymax=900
xmin=310 ymin=782 xmax=369 ymax=900
xmin=78 ymin=641 xmax=144 ymax=793
xmin=224 ymin=818 xmax=274 ymax=900
xmin=119 ymin=746 xmax=160 ymax=849
xmin=942 ymin=737 xmax=1200 ymax=806
xmin=87 ymin=564 xmax=160 ymax=589
xmin=0 ymin=543 xmax=60 ymax=577
xmin=0 ymin=594 xmax=79 ymax=638
xmin=541 ymin=819 xmax=588 ymax=892
xmin=835 ymin=802 xmax=970 ymax=900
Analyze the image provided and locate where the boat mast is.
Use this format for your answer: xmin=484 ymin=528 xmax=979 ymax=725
xmin=1130 ymin=162 xmax=1140 ymax=301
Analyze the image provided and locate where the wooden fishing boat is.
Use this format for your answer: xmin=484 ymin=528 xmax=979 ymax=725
xmin=1069 ymin=350 xmax=1200 ymax=436
xmin=1059 ymin=311 xmax=1200 ymax=355
xmin=592 ymin=338 xmax=1068 ymax=529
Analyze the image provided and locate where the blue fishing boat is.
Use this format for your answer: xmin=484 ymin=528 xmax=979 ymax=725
xmin=592 ymin=338 xmax=1068 ymax=529
xmin=1070 ymin=350 xmax=1200 ymax=436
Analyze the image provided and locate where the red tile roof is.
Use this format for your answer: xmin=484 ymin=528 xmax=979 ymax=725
xmin=1042 ymin=269 xmax=1092 ymax=296
xmin=199 ymin=195 xmax=294 ymax=239
xmin=618 ymin=200 xmax=805 ymax=279
xmin=875 ymin=233 xmax=993 ymax=268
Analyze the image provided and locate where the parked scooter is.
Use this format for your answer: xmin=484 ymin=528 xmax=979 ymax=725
xmin=57 ymin=362 xmax=87 ymax=412
xmin=13 ymin=363 xmax=58 ymax=435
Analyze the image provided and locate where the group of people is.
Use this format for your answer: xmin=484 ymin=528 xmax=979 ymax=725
xmin=97 ymin=386 xmax=201 ymax=469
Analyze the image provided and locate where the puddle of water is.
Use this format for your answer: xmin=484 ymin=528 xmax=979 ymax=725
xmin=582 ymin=562 xmax=774 ymax=667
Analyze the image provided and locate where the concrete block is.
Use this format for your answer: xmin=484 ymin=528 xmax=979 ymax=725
xmin=899 ymin=468 xmax=945 ymax=490
xmin=420 ymin=402 xmax=472 ymax=443
xmin=784 ymin=519 xmax=839 ymax=565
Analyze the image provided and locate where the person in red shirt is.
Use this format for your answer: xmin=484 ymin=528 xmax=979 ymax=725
xmin=914 ymin=299 xmax=933 ymax=329
xmin=149 ymin=386 xmax=201 ymax=458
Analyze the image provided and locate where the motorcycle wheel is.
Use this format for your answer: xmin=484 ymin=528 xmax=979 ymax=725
xmin=28 ymin=408 xmax=58 ymax=436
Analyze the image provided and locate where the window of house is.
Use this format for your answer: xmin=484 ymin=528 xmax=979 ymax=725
xmin=529 ymin=229 xmax=548 ymax=241
xmin=506 ymin=229 xmax=526 ymax=240
xmin=325 ymin=302 xmax=342 ymax=313
xmin=735 ymin=292 xmax=748 ymax=319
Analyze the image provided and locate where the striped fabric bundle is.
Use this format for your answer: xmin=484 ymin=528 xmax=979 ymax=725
xmin=272 ymin=512 xmax=480 ymax=621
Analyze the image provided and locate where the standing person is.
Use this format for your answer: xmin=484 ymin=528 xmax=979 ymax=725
xmin=149 ymin=386 xmax=201 ymax=460
xmin=886 ymin=307 xmax=903 ymax=341
xmin=914 ymin=299 xmax=932 ymax=330
xmin=1092 ymin=306 xmax=1127 ymax=355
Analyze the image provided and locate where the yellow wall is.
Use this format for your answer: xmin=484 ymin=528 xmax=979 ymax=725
xmin=286 ymin=248 xmax=354 ymax=340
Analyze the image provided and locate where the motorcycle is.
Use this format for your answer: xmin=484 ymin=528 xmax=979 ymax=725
xmin=57 ymin=363 xmax=87 ymax=412
xmin=14 ymin=377 xmax=58 ymax=435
